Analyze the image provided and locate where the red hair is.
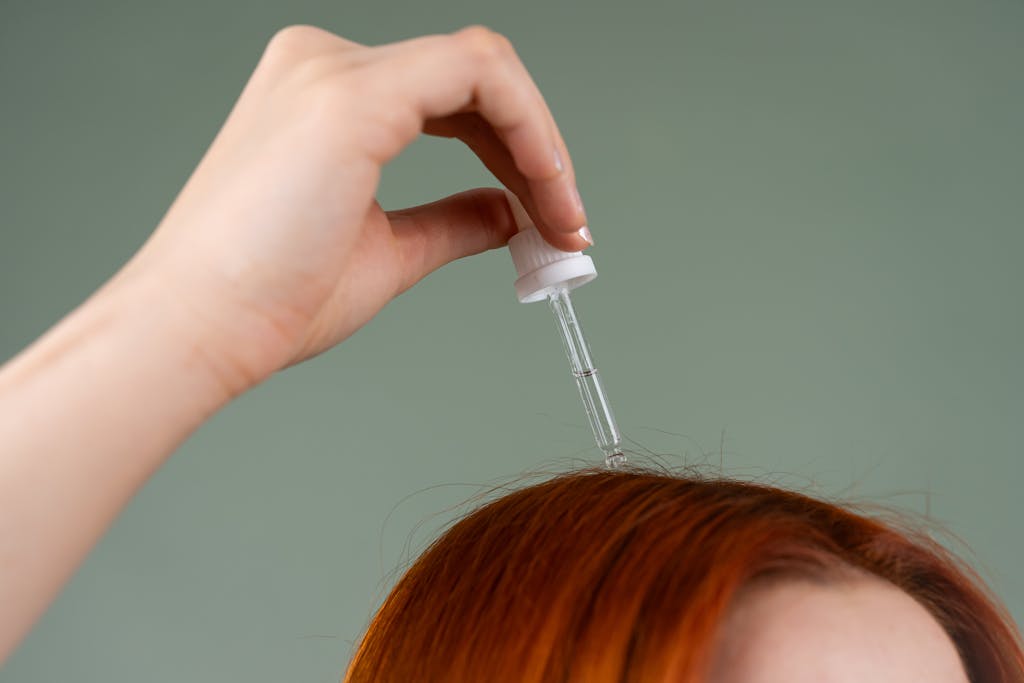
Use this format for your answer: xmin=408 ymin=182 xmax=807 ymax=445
xmin=345 ymin=468 xmax=1023 ymax=682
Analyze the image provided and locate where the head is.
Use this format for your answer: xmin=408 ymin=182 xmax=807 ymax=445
xmin=346 ymin=469 xmax=1023 ymax=682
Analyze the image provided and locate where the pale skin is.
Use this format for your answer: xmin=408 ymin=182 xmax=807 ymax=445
xmin=709 ymin=573 xmax=969 ymax=683
xmin=0 ymin=24 xmax=589 ymax=661
xmin=0 ymin=24 xmax=967 ymax=678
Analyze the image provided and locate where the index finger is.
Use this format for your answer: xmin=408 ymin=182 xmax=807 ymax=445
xmin=358 ymin=26 xmax=592 ymax=251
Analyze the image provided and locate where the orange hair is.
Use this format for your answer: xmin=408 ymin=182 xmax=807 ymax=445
xmin=345 ymin=468 xmax=1023 ymax=682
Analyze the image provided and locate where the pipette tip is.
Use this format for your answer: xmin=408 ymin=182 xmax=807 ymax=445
xmin=604 ymin=451 xmax=628 ymax=469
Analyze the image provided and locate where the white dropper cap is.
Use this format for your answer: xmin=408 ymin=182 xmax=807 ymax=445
xmin=505 ymin=190 xmax=597 ymax=303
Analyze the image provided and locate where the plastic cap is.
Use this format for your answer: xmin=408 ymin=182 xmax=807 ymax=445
xmin=505 ymin=190 xmax=597 ymax=303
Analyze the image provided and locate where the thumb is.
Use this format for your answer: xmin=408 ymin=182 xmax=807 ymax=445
xmin=387 ymin=187 xmax=519 ymax=294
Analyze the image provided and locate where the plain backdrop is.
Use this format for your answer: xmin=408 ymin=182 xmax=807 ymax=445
xmin=2 ymin=0 xmax=1021 ymax=680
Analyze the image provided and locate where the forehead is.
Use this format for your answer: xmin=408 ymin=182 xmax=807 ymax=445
xmin=706 ymin=574 xmax=969 ymax=683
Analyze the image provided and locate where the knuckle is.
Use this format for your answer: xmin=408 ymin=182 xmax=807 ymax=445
xmin=262 ymin=24 xmax=324 ymax=67
xmin=265 ymin=24 xmax=312 ymax=55
xmin=309 ymin=72 xmax=416 ymax=161
xmin=455 ymin=25 xmax=514 ymax=61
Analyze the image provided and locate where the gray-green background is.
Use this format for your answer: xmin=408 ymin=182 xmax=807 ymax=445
xmin=2 ymin=0 xmax=1021 ymax=680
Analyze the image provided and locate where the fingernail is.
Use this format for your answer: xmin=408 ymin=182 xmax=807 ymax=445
xmin=578 ymin=225 xmax=594 ymax=246
xmin=553 ymin=147 xmax=565 ymax=173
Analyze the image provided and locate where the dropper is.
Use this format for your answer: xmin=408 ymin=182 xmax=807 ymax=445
xmin=504 ymin=191 xmax=626 ymax=468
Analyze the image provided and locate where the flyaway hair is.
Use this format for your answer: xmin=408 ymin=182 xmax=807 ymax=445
xmin=346 ymin=469 xmax=1024 ymax=682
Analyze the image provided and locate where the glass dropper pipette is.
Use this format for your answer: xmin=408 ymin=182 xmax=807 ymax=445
xmin=546 ymin=286 xmax=626 ymax=468
xmin=504 ymin=191 xmax=626 ymax=468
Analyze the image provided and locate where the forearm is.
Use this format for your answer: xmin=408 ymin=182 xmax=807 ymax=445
xmin=0 ymin=274 xmax=235 ymax=661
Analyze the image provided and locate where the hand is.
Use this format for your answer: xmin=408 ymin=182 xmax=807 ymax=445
xmin=0 ymin=24 xmax=596 ymax=656
xmin=114 ymin=24 xmax=592 ymax=396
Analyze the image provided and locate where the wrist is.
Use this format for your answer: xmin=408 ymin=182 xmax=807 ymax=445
xmin=95 ymin=266 xmax=257 ymax=406
xmin=0 ymin=267 xmax=244 ymax=428
xmin=98 ymin=253 xmax=284 ymax=401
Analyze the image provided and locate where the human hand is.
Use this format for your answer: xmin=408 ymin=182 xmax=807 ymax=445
xmin=114 ymin=24 xmax=591 ymax=396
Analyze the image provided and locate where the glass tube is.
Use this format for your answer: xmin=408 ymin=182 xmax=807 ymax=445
xmin=547 ymin=286 xmax=626 ymax=468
